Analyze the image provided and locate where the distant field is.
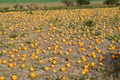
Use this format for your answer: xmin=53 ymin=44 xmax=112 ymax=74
xmin=0 ymin=0 xmax=60 ymax=3
xmin=0 ymin=0 xmax=103 ymax=3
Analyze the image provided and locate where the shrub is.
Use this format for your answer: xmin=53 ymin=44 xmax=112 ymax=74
xmin=104 ymin=0 xmax=119 ymax=5
xmin=61 ymin=0 xmax=74 ymax=7
xmin=84 ymin=20 xmax=95 ymax=27
xmin=76 ymin=0 xmax=90 ymax=5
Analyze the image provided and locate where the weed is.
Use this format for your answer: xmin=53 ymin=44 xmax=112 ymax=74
xmin=106 ymin=34 xmax=120 ymax=42
xmin=94 ymin=31 xmax=101 ymax=36
xmin=90 ymin=77 xmax=97 ymax=80
xmin=26 ymin=10 xmax=33 ymax=15
xmin=20 ymin=32 xmax=27 ymax=37
xmin=0 ymin=52 xmax=3 ymax=56
xmin=0 ymin=41 xmax=3 ymax=45
xmin=9 ymin=33 xmax=18 ymax=38
xmin=84 ymin=20 xmax=96 ymax=27
xmin=25 ymin=41 xmax=32 ymax=44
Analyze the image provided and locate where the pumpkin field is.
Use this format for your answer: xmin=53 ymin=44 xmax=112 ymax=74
xmin=0 ymin=7 xmax=120 ymax=80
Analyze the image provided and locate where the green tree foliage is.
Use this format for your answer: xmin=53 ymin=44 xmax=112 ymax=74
xmin=104 ymin=0 xmax=119 ymax=5
xmin=76 ymin=0 xmax=90 ymax=5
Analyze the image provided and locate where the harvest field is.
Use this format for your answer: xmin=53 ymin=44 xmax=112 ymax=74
xmin=0 ymin=7 xmax=120 ymax=80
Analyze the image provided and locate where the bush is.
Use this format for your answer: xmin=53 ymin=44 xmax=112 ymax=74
xmin=61 ymin=0 xmax=74 ymax=7
xmin=84 ymin=20 xmax=95 ymax=27
xmin=76 ymin=0 xmax=90 ymax=5
xmin=104 ymin=0 xmax=119 ymax=5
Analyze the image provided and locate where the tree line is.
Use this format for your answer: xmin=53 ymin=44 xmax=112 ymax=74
xmin=61 ymin=0 xmax=120 ymax=7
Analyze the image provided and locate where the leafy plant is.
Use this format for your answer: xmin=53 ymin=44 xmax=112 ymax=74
xmin=76 ymin=0 xmax=90 ymax=5
xmin=111 ymin=15 xmax=120 ymax=27
xmin=26 ymin=10 xmax=33 ymax=15
xmin=95 ymin=31 xmax=101 ymax=36
xmin=20 ymin=32 xmax=27 ymax=37
xmin=40 ymin=66 xmax=45 ymax=70
xmin=0 ymin=52 xmax=3 ymax=56
xmin=9 ymin=33 xmax=18 ymax=38
xmin=84 ymin=20 xmax=95 ymax=27
xmin=90 ymin=77 xmax=97 ymax=80
xmin=25 ymin=41 xmax=32 ymax=44
xmin=106 ymin=34 xmax=120 ymax=42
xmin=0 ymin=41 xmax=3 ymax=45
xmin=9 ymin=31 xmax=18 ymax=38
xmin=69 ymin=23 xmax=78 ymax=29
xmin=104 ymin=0 xmax=119 ymax=5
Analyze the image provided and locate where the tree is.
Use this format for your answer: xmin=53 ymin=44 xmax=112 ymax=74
xmin=76 ymin=0 xmax=90 ymax=5
xmin=104 ymin=0 xmax=119 ymax=5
